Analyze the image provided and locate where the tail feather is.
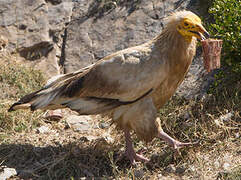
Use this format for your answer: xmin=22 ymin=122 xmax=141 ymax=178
xmin=8 ymin=102 xmax=31 ymax=112
xmin=8 ymin=87 xmax=62 ymax=112
xmin=8 ymin=89 xmax=41 ymax=112
xmin=8 ymin=65 xmax=94 ymax=112
xmin=30 ymin=88 xmax=63 ymax=110
xmin=8 ymin=74 xmax=76 ymax=112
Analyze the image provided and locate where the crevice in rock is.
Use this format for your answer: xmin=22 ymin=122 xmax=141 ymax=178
xmin=18 ymin=41 xmax=53 ymax=61
xmin=174 ymin=0 xmax=186 ymax=10
xmin=59 ymin=27 xmax=67 ymax=73
xmin=45 ymin=0 xmax=62 ymax=6
xmin=86 ymin=0 xmax=143 ymax=20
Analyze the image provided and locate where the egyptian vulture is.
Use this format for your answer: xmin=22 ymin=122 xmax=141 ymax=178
xmin=9 ymin=10 xmax=210 ymax=164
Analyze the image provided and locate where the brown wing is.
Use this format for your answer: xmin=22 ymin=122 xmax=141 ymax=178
xmin=9 ymin=45 xmax=165 ymax=114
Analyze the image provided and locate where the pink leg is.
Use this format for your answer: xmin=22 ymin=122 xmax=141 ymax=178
xmin=124 ymin=130 xmax=149 ymax=164
xmin=158 ymin=130 xmax=198 ymax=149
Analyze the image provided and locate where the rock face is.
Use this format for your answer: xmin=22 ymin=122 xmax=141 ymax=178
xmin=64 ymin=0 xmax=211 ymax=73
xmin=0 ymin=0 xmax=73 ymax=78
xmin=0 ymin=0 xmax=212 ymax=99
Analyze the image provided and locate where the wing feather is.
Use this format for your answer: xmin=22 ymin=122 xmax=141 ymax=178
xmin=63 ymin=45 xmax=163 ymax=101
xmin=9 ymin=44 xmax=165 ymax=113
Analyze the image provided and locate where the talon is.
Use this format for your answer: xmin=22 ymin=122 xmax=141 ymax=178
xmin=158 ymin=131 xmax=199 ymax=150
xmin=123 ymin=130 xmax=150 ymax=165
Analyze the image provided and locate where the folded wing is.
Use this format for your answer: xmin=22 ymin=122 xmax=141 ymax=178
xmin=9 ymin=45 xmax=163 ymax=114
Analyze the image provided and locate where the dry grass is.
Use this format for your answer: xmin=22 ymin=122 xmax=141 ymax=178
xmin=0 ymin=51 xmax=240 ymax=179
xmin=0 ymin=52 xmax=46 ymax=138
xmin=0 ymin=53 xmax=45 ymax=99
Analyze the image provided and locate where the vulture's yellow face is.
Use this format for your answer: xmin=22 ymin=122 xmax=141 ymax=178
xmin=177 ymin=14 xmax=210 ymax=42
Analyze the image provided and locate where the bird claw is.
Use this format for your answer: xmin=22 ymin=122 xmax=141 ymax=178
xmin=172 ymin=140 xmax=199 ymax=149
xmin=120 ymin=130 xmax=150 ymax=165
xmin=158 ymin=131 xmax=199 ymax=150
xmin=125 ymin=151 xmax=150 ymax=165
xmin=116 ymin=151 xmax=149 ymax=165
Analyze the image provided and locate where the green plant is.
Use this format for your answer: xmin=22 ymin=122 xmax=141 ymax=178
xmin=0 ymin=61 xmax=45 ymax=99
xmin=0 ymin=58 xmax=46 ymax=133
xmin=208 ymin=0 xmax=241 ymax=72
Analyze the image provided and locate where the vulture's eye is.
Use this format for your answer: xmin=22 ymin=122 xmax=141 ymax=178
xmin=184 ymin=22 xmax=189 ymax=26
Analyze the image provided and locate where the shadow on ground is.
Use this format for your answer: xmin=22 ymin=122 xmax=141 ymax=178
xmin=0 ymin=140 xmax=187 ymax=179
xmin=0 ymin=142 xmax=114 ymax=179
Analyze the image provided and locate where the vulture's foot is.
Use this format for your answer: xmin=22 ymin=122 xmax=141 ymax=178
xmin=158 ymin=131 xmax=198 ymax=149
xmin=124 ymin=130 xmax=149 ymax=164
xmin=124 ymin=149 xmax=150 ymax=164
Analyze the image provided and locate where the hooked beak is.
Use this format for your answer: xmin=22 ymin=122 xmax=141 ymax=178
xmin=197 ymin=24 xmax=210 ymax=40
xmin=190 ymin=25 xmax=210 ymax=41
xmin=200 ymin=30 xmax=210 ymax=40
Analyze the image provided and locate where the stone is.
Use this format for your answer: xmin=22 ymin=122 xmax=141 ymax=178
xmin=158 ymin=173 xmax=163 ymax=178
xmin=223 ymin=163 xmax=230 ymax=171
xmin=0 ymin=167 xmax=17 ymax=179
xmin=43 ymin=109 xmax=63 ymax=121
xmin=165 ymin=164 xmax=176 ymax=173
xmin=65 ymin=115 xmax=91 ymax=132
xmin=134 ymin=169 xmax=145 ymax=178
xmin=37 ymin=125 xmax=50 ymax=134
xmin=219 ymin=112 xmax=233 ymax=122
xmin=235 ymin=132 xmax=240 ymax=139
xmin=99 ymin=122 xmax=109 ymax=129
